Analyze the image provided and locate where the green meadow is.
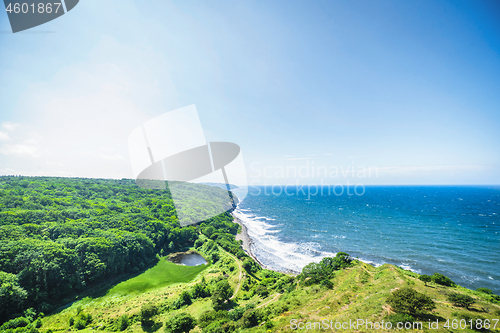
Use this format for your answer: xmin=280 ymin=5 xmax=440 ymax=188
xmin=108 ymin=258 xmax=209 ymax=295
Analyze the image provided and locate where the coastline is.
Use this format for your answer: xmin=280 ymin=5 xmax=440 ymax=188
xmin=233 ymin=213 xmax=265 ymax=268
xmin=233 ymin=212 xmax=299 ymax=275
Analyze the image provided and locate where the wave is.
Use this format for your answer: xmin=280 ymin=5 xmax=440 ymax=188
xmin=233 ymin=207 xmax=422 ymax=274
xmin=233 ymin=208 xmax=336 ymax=273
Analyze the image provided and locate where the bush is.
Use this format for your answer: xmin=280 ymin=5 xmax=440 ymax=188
xmin=386 ymin=287 xmax=436 ymax=315
xmin=209 ymin=253 xmax=219 ymax=263
xmin=254 ymin=285 xmax=269 ymax=298
xmin=203 ymin=319 xmax=234 ymax=333
xmin=68 ymin=317 xmax=74 ymax=326
xmin=228 ymin=304 xmax=254 ymax=322
xmin=173 ymin=291 xmax=192 ymax=309
xmin=140 ymin=303 xmax=158 ymax=324
xmin=194 ymin=239 xmax=204 ymax=248
xmin=453 ymin=312 xmax=486 ymax=331
xmin=447 ymin=292 xmax=475 ymax=309
xmin=477 ymin=288 xmax=492 ymax=295
xmin=431 ymin=273 xmax=455 ymax=286
xmin=164 ymin=313 xmax=196 ymax=333
xmin=72 ymin=312 xmax=92 ymax=330
xmin=198 ymin=310 xmax=228 ymax=329
xmin=117 ymin=314 xmax=129 ymax=331
xmin=190 ymin=282 xmax=210 ymax=299
xmin=239 ymin=309 xmax=261 ymax=328
xmin=320 ymin=278 xmax=334 ymax=289
xmin=74 ymin=318 xmax=86 ymax=330
xmin=0 ymin=317 xmax=30 ymax=330
xmin=385 ymin=313 xmax=415 ymax=327
xmin=210 ymin=280 xmax=233 ymax=310
xmin=419 ymin=274 xmax=432 ymax=285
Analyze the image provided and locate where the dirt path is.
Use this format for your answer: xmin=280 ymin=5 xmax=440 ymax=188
xmin=227 ymin=251 xmax=244 ymax=300
xmin=215 ymin=245 xmax=243 ymax=300
xmin=257 ymin=293 xmax=282 ymax=308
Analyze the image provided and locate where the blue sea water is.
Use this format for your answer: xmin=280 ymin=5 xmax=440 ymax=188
xmin=233 ymin=186 xmax=500 ymax=294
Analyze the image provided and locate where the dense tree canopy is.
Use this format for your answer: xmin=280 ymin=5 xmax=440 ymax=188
xmin=0 ymin=176 xmax=238 ymax=324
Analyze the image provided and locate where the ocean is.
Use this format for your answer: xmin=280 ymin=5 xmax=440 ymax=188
xmin=232 ymin=186 xmax=500 ymax=294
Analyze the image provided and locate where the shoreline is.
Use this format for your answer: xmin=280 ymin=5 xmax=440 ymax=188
xmin=233 ymin=213 xmax=265 ymax=268
xmin=232 ymin=212 xmax=299 ymax=275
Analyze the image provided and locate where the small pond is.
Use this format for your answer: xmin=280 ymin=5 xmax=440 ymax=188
xmin=179 ymin=253 xmax=207 ymax=266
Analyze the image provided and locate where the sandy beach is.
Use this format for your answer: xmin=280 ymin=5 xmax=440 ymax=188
xmin=233 ymin=213 xmax=266 ymax=268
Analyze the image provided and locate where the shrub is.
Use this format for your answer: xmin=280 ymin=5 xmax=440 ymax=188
xmin=431 ymin=273 xmax=455 ymax=286
xmin=254 ymin=285 xmax=269 ymax=298
xmin=117 ymin=314 xmax=129 ymax=331
xmin=386 ymin=287 xmax=436 ymax=315
xmin=140 ymin=303 xmax=158 ymax=324
xmin=190 ymin=282 xmax=210 ymax=299
xmin=419 ymin=274 xmax=432 ymax=285
xmin=173 ymin=291 xmax=192 ymax=309
xmin=209 ymin=252 xmax=219 ymax=264
xmin=194 ymin=239 xmax=204 ymax=248
xmin=198 ymin=310 xmax=227 ymax=329
xmin=477 ymin=288 xmax=492 ymax=295
xmin=0 ymin=317 xmax=30 ymax=330
xmin=72 ymin=312 xmax=92 ymax=330
xmin=454 ymin=312 xmax=486 ymax=331
xmin=210 ymin=280 xmax=232 ymax=310
xmin=69 ymin=317 xmax=74 ymax=326
xmin=320 ymin=278 xmax=334 ymax=289
xmin=203 ymin=319 xmax=235 ymax=333
xmin=447 ymin=292 xmax=475 ymax=309
xmin=239 ymin=309 xmax=260 ymax=328
xmin=74 ymin=318 xmax=87 ymax=330
xmin=385 ymin=313 xmax=415 ymax=327
xmin=228 ymin=304 xmax=254 ymax=322
xmin=242 ymin=258 xmax=259 ymax=273
xmin=164 ymin=313 xmax=196 ymax=333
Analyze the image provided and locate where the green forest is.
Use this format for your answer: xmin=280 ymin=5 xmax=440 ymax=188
xmin=0 ymin=176 xmax=240 ymax=324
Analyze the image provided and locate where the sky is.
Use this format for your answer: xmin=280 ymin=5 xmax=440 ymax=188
xmin=0 ymin=0 xmax=499 ymax=185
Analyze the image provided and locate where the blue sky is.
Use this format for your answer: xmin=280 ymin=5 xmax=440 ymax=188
xmin=0 ymin=0 xmax=499 ymax=185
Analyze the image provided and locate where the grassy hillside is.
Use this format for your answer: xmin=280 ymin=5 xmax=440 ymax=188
xmin=36 ymin=247 xmax=500 ymax=333
xmin=108 ymin=258 xmax=209 ymax=295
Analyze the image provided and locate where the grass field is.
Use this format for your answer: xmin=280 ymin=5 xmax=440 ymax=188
xmin=108 ymin=258 xmax=209 ymax=295
xmin=41 ymin=248 xmax=500 ymax=333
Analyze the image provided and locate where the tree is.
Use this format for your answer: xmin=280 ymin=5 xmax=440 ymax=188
xmin=419 ymin=274 xmax=432 ymax=286
xmin=431 ymin=273 xmax=455 ymax=287
xmin=477 ymin=288 xmax=492 ymax=295
xmin=117 ymin=314 xmax=129 ymax=331
xmin=254 ymin=285 xmax=269 ymax=298
xmin=447 ymin=292 xmax=475 ymax=310
xmin=299 ymin=252 xmax=352 ymax=286
xmin=211 ymin=280 xmax=233 ymax=310
xmin=386 ymin=287 xmax=436 ymax=315
xmin=140 ymin=303 xmax=158 ymax=324
xmin=173 ymin=291 xmax=191 ymax=309
xmin=0 ymin=271 xmax=28 ymax=322
xmin=164 ymin=313 xmax=196 ymax=333
xmin=190 ymin=282 xmax=210 ymax=299
xmin=300 ymin=263 xmax=325 ymax=285
xmin=331 ymin=252 xmax=352 ymax=270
